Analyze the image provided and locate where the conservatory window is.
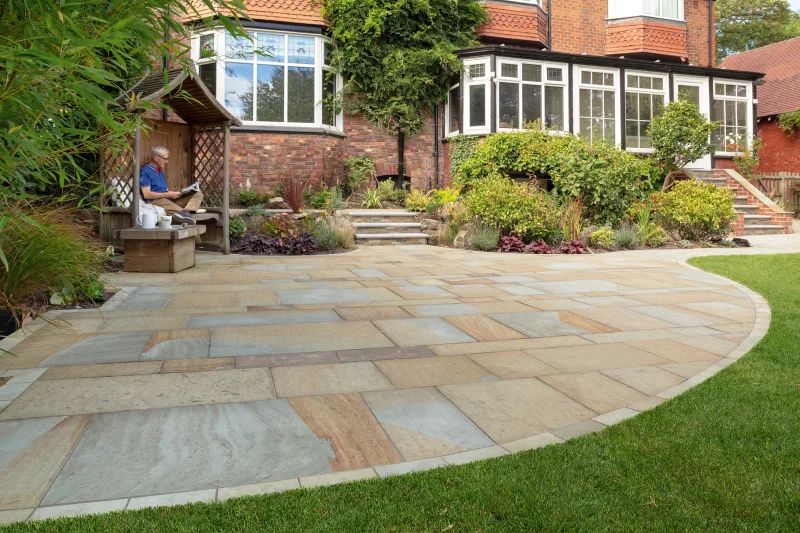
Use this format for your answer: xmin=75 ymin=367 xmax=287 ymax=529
xmin=712 ymin=82 xmax=751 ymax=154
xmin=464 ymin=59 xmax=490 ymax=133
xmin=446 ymin=84 xmax=461 ymax=136
xmin=625 ymin=73 xmax=667 ymax=150
xmin=496 ymin=61 xmax=567 ymax=131
xmin=192 ymin=31 xmax=341 ymax=128
xmin=608 ymin=0 xmax=683 ymax=20
xmin=576 ymin=68 xmax=619 ymax=144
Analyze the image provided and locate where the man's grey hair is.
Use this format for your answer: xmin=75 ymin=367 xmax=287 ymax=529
xmin=152 ymin=146 xmax=169 ymax=158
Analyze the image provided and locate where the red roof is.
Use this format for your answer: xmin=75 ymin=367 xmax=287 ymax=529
xmin=721 ymin=36 xmax=800 ymax=118
xmin=187 ymin=0 xmax=325 ymax=27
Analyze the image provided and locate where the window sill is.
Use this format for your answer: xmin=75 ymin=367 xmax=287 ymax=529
xmin=232 ymin=124 xmax=347 ymax=137
xmin=606 ymin=15 xmax=686 ymax=26
xmin=714 ymin=152 xmax=742 ymax=158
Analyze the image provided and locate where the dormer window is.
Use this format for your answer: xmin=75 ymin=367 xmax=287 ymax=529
xmin=608 ymin=0 xmax=683 ymax=21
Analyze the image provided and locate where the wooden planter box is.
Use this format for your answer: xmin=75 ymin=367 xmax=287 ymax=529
xmin=115 ymin=225 xmax=206 ymax=273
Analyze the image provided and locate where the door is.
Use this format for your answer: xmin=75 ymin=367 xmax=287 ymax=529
xmin=673 ymin=75 xmax=711 ymax=169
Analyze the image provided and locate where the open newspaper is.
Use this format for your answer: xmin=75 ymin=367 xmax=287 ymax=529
xmin=178 ymin=182 xmax=200 ymax=198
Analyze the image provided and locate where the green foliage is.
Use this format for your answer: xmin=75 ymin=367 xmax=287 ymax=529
xmin=469 ymin=225 xmax=500 ymax=251
xmin=362 ymin=189 xmax=382 ymax=209
xmin=778 ymin=109 xmax=800 ymax=134
xmin=612 ymin=224 xmax=640 ymax=249
xmin=304 ymin=189 xmax=330 ymax=210
xmin=659 ymin=180 xmax=737 ymax=241
xmin=733 ymin=136 xmax=763 ymax=179
xmin=716 ymin=0 xmax=800 ymax=61
xmin=229 ymin=216 xmax=247 ymax=240
xmin=327 ymin=186 xmax=344 ymax=211
xmin=323 ymin=0 xmax=487 ymax=138
xmin=449 ymin=135 xmax=482 ymax=177
xmin=309 ymin=218 xmax=338 ymax=251
xmin=632 ymin=204 xmax=668 ymax=248
xmin=245 ymin=205 xmax=269 ymax=217
xmin=261 ymin=213 xmax=302 ymax=239
xmin=334 ymin=219 xmax=356 ymax=249
xmin=376 ymin=179 xmax=406 ymax=204
xmin=236 ymin=190 xmax=268 ymax=207
xmin=463 ymin=176 xmax=560 ymax=242
xmin=343 ymin=157 xmax=375 ymax=196
xmin=589 ymin=227 xmax=614 ymax=249
xmin=560 ymin=199 xmax=584 ymax=242
xmin=455 ymin=131 xmax=656 ymax=224
xmin=650 ymin=99 xmax=718 ymax=172
xmin=405 ymin=189 xmax=429 ymax=212
xmin=430 ymin=187 xmax=461 ymax=205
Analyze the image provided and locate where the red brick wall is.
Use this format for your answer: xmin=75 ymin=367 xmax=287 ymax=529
xmin=685 ymin=0 xmax=714 ymax=66
xmin=752 ymin=120 xmax=800 ymax=174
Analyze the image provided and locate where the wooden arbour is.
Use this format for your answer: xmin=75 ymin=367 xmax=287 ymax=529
xmin=100 ymin=69 xmax=241 ymax=254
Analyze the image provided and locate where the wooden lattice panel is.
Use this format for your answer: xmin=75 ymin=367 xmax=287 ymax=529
xmin=193 ymin=125 xmax=225 ymax=208
xmin=101 ymin=143 xmax=135 ymax=209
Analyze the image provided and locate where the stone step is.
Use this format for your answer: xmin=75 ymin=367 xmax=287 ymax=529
xmin=743 ymin=214 xmax=774 ymax=225
xmin=355 ymin=232 xmax=429 ymax=245
xmin=743 ymin=225 xmax=784 ymax=235
xmin=734 ymin=195 xmax=750 ymax=205
xmin=348 ymin=212 xmax=418 ymax=223
xmin=734 ymin=203 xmax=759 ymax=211
xmin=699 ymin=177 xmax=728 ymax=186
xmin=353 ymin=222 xmax=422 ymax=234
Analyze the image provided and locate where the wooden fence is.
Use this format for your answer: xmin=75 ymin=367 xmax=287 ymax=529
xmin=752 ymin=175 xmax=800 ymax=214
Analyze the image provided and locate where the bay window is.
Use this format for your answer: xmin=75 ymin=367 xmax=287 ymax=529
xmin=712 ymin=81 xmax=751 ymax=154
xmin=192 ymin=30 xmax=341 ymax=129
xmin=464 ymin=59 xmax=490 ymax=133
xmin=496 ymin=61 xmax=567 ymax=131
xmin=575 ymin=67 xmax=619 ymax=145
xmin=445 ymin=84 xmax=461 ymax=136
xmin=608 ymin=0 xmax=683 ymax=20
xmin=625 ymin=72 xmax=667 ymax=150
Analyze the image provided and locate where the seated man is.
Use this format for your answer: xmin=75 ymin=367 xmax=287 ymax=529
xmin=140 ymin=146 xmax=204 ymax=225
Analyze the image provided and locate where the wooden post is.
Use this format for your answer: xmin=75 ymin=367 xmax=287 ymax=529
xmin=132 ymin=125 xmax=142 ymax=227
xmin=222 ymin=122 xmax=231 ymax=255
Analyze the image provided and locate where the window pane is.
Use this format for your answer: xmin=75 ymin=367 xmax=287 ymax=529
xmin=257 ymin=33 xmax=284 ymax=62
xmin=726 ymin=84 xmax=736 ymax=97
xmin=500 ymin=63 xmax=518 ymax=79
xmin=288 ymin=36 xmax=314 ymax=64
xmin=468 ymin=64 xmax=485 ymax=80
xmin=725 ymin=100 xmax=736 ymax=125
xmin=448 ymin=86 xmax=460 ymax=133
xmin=653 ymin=94 xmax=664 ymax=116
xmin=199 ymin=63 xmax=217 ymax=95
xmin=604 ymin=73 xmax=614 ymax=86
xmin=469 ymin=85 xmax=486 ymax=127
xmin=737 ymin=101 xmax=747 ymax=125
xmin=546 ymin=67 xmax=562 ymax=82
xmin=604 ymin=90 xmax=615 ymax=118
xmin=643 ymin=0 xmax=659 ymax=16
xmin=224 ymin=63 xmax=253 ymax=121
xmin=523 ymin=64 xmax=542 ymax=82
xmin=736 ymin=85 xmax=747 ymax=97
xmin=200 ymin=34 xmax=215 ymax=59
xmin=640 ymin=121 xmax=651 ymax=148
xmin=226 ymin=33 xmax=253 ymax=60
xmin=626 ymin=92 xmax=638 ymax=119
xmin=592 ymin=89 xmax=603 ymax=116
xmin=627 ymin=75 xmax=638 ymax=88
xmin=581 ymin=71 xmax=591 ymax=84
xmin=544 ymin=86 xmax=564 ymax=130
xmin=592 ymin=72 xmax=604 ymax=85
xmin=626 ymin=120 xmax=639 ymax=148
xmin=579 ymin=89 xmax=591 ymax=116
xmin=580 ymin=117 xmax=591 ymax=137
xmin=603 ymin=119 xmax=616 ymax=143
xmin=640 ymin=76 xmax=652 ymax=89
xmin=498 ymin=82 xmax=519 ymax=129
xmin=678 ymin=85 xmax=700 ymax=107
xmin=522 ymin=84 xmax=542 ymax=126
xmin=324 ymin=42 xmax=333 ymax=65
xmin=287 ymin=66 xmax=314 ymax=123
xmin=653 ymin=77 xmax=663 ymax=90
xmin=256 ymin=65 xmax=284 ymax=122
xmin=713 ymin=99 xmax=725 ymax=125
xmin=639 ymin=93 xmax=651 ymax=119
xmin=715 ymin=84 xmax=724 ymax=96
xmin=323 ymin=72 xmax=336 ymax=126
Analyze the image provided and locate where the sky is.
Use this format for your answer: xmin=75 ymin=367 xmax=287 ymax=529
xmin=791 ymin=0 xmax=800 ymax=11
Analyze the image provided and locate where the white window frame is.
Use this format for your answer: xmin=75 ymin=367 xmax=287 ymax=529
xmin=624 ymin=70 xmax=669 ymax=153
xmin=712 ymin=79 xmax=753 ymax=157
xmin=191 ymin=30 xmax=343 ymax=130
xmin=608 ymin=0 xmax=684 ymax=21
xmin=463 ymin=58 xmax=491 ymax=135
xmin=445 ymin=83 xmax=461 ymax=138
xmin=573 ymin=65 xmax=621 ymax=146
xmin=673 ymin=75 xmax=711 ymax=169
xmin=494 ymin=60 xmax=568 ymax=133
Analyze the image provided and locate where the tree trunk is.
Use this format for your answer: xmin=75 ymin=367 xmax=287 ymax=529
xmin=396 ymin=133 xmax=405 ymax=190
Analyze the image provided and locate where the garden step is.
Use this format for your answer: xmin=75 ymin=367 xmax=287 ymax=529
xmin=355 ymin=232 xmax=429 ymax=245
xmin=743 ymin=215 xmax=775 ymax=225
xmin=734 ymin=204 xmax=759 ymax=211
xmin=354 ymin=222 xmax=422 ymax=234
xmin=734 ymin=195 xmax=750 ymax=205
xmin=347 ymin=211 xmax=418 ymax=224
xmin=699 ymin=177 xmax=728 ymax=186
xmin=743 ymin=225 xmax=785 ymax=235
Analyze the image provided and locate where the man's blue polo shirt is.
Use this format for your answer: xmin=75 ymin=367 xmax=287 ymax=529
xmin=140 ymin=164 xmax=167 ymax=193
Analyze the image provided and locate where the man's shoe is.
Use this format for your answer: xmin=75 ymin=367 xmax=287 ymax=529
xmin=196 ymin=208 xmax=207 ymax=214
xmin=173 ymin=211 xmax=196 ymax=226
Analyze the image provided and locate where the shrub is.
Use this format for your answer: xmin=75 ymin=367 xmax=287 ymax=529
xmin=559 ymin=240 xmax=586 ymax=254
xmin=733 ymin=137 xmax=762 ymax=180
xmin=304 ymin=189 xmax=330 ymax=209
xmin=630 ymin=204 xmax=669 ymax=248
xmin=647 ymin=226 xmax=670 ymax=248
xmin=613 ymin=224 xmax=640 ymax=249
xmin=524 ymin=241 xmax=552 ymax=254
xmin=334 ymin=219 xmax=356 ymax=249
xmin=463 ymin=176 xmax=560 ymax=242
xmin=560 ymin=199 xmax=584 ymax=242
xmin=310 ymin=218 xmax=338 ymax=251
xmin=237 ymin=190 xmax=263 ymax=207
xmin=650 ymin=99 xmax=718 ymax=175
xmin=283 ymin=233 xmax=316 ymax=255
xmin=281 ymin=178 xmax=306 ymax=212
xmin=405 ymin=189 xmax=428 ymax=212
xmin=498 ymin=236 xmax=526 ymax=253
xmin=430 ymin=187 xmax=461 ymax=205
xmin=327 ymin=187 xmax=344 ymax=211
xmin=362 ymin=188 xmax=382 ymax=209
xmin=245 ymin=205 xmax=268 ymax=217
xmin=229 ymin=216 xmax=247 ymax=240
xmin=231 ymin=233 xmax=316 ymax=255
xmin=437 ymin=222 xmax=454 ymax=246
xmin=343 ymin=157 xmax=375 ymax=196
xmin=470 ymin=225 xmax=500 ymax=251
xmin=442 ymin=201 xmax=471 ymax=228
xmin=659 ymin=180 xmax=736 ymax=240
xmin=261 ymin=213 xmax=302 ymax=239
xmin=376 ymin=179 xmax=406 ymax=204
xmin=589 ymin=227 xmax=614 ymax=249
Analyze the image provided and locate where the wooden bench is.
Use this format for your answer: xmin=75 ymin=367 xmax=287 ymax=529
xmin=115 ymin=225 xmax=207 ymax=273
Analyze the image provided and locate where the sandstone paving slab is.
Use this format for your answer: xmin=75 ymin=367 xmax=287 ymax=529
xmin=40 ymin=361 xmax=163 ymax=380
xmin=469 ymin=301 xmax=538 ymax=314
xmin=581 ymin=329 xmax=682 ymax=344
xmin=140 ymin=329 xmax=210 ymax=361
xmin=405 ymin=303 xmax=482 ymax=317
xmin=336 ymin=346 xmax=436 ymax=363
xmin=161 ymin=357 xmax=235 ymax=373
xmin=187 ymin=310 xmax=341 ymax=329
xmin=41 ymin=331 xmax=153 ymax=367
xmin=656 ymin=360 xmax=717 ymax=379
xmin=438 ymin=379 xmax=597 ymax=444
xmin=525 ymin=280 xmax=620 ymax=294
xmin=307 ymin=281 xmax=366 ymax=289
xmin=30 ymin=499 xmax=128 ymax=521
xmin=373 ymin=318 xmax=476 ymax=347
xmin=93 ymin=315 xmax=188 ymax=334
xmin=502 ymin=432 xmax=564 ymax=453
xmin=710 ymin=322 xmax=755 ymax=334
xmin=628 ymin=305 xmax=721 ymax=328
xmin=669 ymin=326 xmax=728 ymax=337
xmin=334 ymin=306 xmax=412 ymax=321
xmin=444 ymin=315 xmax=527 ymax=342
xmin=0 ymin=415 xmax=92 ymax=510
xmin=127 ymin=490 xmax=215 ymax=510
xmin=626 ymin=291 xmax=749 ymax=306
xmin=468 ymin=351 xmax=562 ymax=379
xmin=0 ymin=509 xmax=33 ymax=525
xmin=0 ymin=368 xmax=276 ymax=420
xmin=442 ymin=285 xmax=512 ymax=299
xmin=210 ymin=321 xmax=394 ymax=357
xmin=362 ymin=387 xmax=494 ymax=461
xmin=3 ymin=334 xmax=99 ymax=370
xmin=236 ymin=352 xmax=339 ymax=369
xmin=375 ymin=356 xmax=492 ymax=389
xmin=627 ymin=339 xmax=722 ymax=363
xmin=272 ymin=361 xmax=393 ymax=398
xmin=521 ymin=299 xmax=596 ymax=311
xmin=276 ymin=288 xmax=400 ymax=305
xmin=41 ymin=400 xmax=334 ymax=505
xmin=487 ymin=311 xmax=588 ymax=338
xmin=551 ymin=420 xmax=607 ymax=440
xmin=672 ymin=335 xmax=740 ymax=356
xmin=555 ymin=311 xmax=618 ymax=333
xmin=628 ymin=396 xmax=666 ymax=411
xmin=234 ymin=291 xmax=281 ymax=306
xmin=431 ymin=335 xmax=593 ymax=356
xmin=288 ymin=393 xmax=401 ymax=471
xmin=115 ymin=294 xmax=170 ymax=311
xmin=526 ymin=343 xmax=670 ymax=373
xmin=306 ymin=269 xmax=358 ymax=279
xmin=568 ymin=308 xmax=676 ymax=331
xmin=218 ymin=478 xmax=300 ymax=500
xmin=493 ymin=284 xmax=545 ymax=296
xmin=571 ymin=296 xmax=643 ymax=308
xmin=601 ymin=366 xmax=685 ymax=396
xmin=680 ymin=302 xmax=755 ymax=322
xmin=351 ymin=269 xmax=389 ymax=278
xmin=539 ymin=372 xmax=650 ymax=413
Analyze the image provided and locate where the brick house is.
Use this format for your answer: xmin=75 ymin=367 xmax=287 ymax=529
xmin=185 ymin=0 xmax=763 ymax=192
xmin=720 ymin=37 xmax=800 ymax=175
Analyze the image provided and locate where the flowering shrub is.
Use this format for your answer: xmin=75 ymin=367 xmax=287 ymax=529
xmin=659 ymin=180 xmax=736 ymax=240
xmin=498 ymin=236 xmax=525 ymax=253
xmin=261 ymin=213 xmax=302 ymax=239
xmin=405 ymin=189 xmax=428 ymax=212
xmin=464 ymin=177 xmax=560 ymax=242
xmin=524 ymin=241 xmax=552 ymax=254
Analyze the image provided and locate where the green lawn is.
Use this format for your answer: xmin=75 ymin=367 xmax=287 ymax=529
xmin=5 ymin=254 xmax=800 ymax=532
